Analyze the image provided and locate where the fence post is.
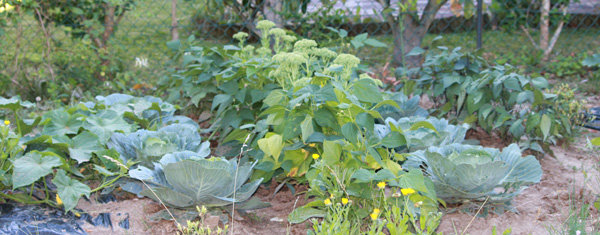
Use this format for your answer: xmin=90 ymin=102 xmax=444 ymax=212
xmin=476 ymin=0 xmax=483 ymax=49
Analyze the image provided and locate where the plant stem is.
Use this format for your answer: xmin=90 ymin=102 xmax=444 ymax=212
xmin=90 ymin=174 xmax=123 ymax=193
xmin=13 ymin=111 xmax=22 ymax=136
xmin=0 ymin=192 xmax=49 ymax=205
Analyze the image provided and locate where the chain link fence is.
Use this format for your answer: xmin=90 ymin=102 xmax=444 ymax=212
xmin=1 ymin=0 xmax=599 ymax=99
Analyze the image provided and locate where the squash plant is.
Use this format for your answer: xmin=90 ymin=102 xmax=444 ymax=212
xmin=0 ymin=94 xmax=192 ymax=212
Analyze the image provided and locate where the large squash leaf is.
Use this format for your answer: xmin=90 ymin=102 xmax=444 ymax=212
xmin=12 ymin=151 xmax=62 ymax=189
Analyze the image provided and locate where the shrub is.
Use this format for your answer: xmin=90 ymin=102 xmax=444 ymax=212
xmin=400 ymin=46 xmax=584 ymax=155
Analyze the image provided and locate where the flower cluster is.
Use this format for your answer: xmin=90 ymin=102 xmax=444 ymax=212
xmin=256 ymin=20 xmax=275 ymax=31
xmin=233 ymin=32 xmax=249 ymax=42
xmin=293 ymin=39 xmax=318 ymax=53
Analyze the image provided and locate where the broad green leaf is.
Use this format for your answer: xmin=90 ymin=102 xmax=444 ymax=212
xmin=211 ymin=94 xmax=232 ymax=111
xmin=69 ymin=131 xmax=103 ymax=163
xmin=131 ymin=157 xmax=262 ymax=208
xmin=300 ymin=116 xmax=314 ymax=143
xmin=352 ymin=79 xmax=382 ymax=103
xmin=351 ymin=169 xmax=375 ymax=182
xmin=356 ymin=112 xmax=374 ymax=130
xmin=531 ymin=77 xmax=549 ymax=89
xmin=341 ymin=123 xmax=359 ymax=144
xmin=13 ymin=151 xmax=62 ymax=189
xmin=84 ymin=109 xmax=135 ymax=143
xmin=364 ymin=38 xmax=387 ymax=47
xmin=314 ymin=108 xmax=337 ymax=129
xmin=166 ymin=40 xmax=181 ymax=51
xmin=0 ymin=96 xmax=34 ymax=111
xmin=381 ymin=131 xmax=406 ymax=148
xmin=540 ymin=114 xmax=551 ymax=141
xmin=52 ymin=169 xmax=91 ymax=212
xmin=288 ymin=207 xmax=325 ymax=224
xmin=264 ymin=90 xmax=287 ymax=107
xmin=42 ymin=110 xmax=83 ymax=136
xmin=257 ymin=134 xmax=284 ymax=159
xmin=407 ymin=47 xmax=425 ymax=56
xmin=409 ymin=121 xmax=438 ymax=134
xmin=509 ymin=119 xmax=524 ymax=138
xmin=322 ymin=140 xmax=342 ymax=165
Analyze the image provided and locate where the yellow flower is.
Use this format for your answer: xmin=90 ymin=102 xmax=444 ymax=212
xmin=0 ymin=2 xmax=15 ymax=13
xmin=377 ymin=181 xmax=386 ymax=190
xmin=324 ymin=198 xmax=332 ymax=206
xmin=401 ymin=188 xmax=416 ymax=196
xmin=312 ymin=153 xmax=320 ymax=160
xmin=341 ymin=198 xmax=349 ymax=205
xmin=329 ymin=194 xmax=334 ymax=199
xmin=308 ymin=143 xmax=316 ymax=148
xmin=370 ymin=208 xmax=380 ymax=220
xmin=56 ymin=194 xmax=63 ymax=206
xmin=74 ymin=212 xmax=81 ymax=217
xmin=4 ymin=120 xmax=9 ymax=125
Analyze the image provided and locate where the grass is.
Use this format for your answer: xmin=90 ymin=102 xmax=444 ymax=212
xmin=1 ymin=1 xmax=599 ymax=99
xmin=0 ymin=0 xmax=200 ymax=100
xmin=362 ymin=28 xmax=600 ymax=66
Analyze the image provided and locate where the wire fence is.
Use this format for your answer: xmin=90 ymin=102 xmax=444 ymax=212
xmin=0 ymin=0 xmax=599 ymax=99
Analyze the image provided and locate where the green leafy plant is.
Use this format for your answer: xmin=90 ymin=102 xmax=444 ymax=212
xmin=401 ymin=46 xmax=582 ymax=155
xmin=129 ymin=152 xmax=262 ymax=208
xmin=0 ymin=93 xmax=187 ymax=212
xmin=177 ymin=206 xmax=229 ymax=235
xmin=108 ymin=124 xmax=210 ymax=167
xmin=0 ymin=96 xmax=38 ymax=136
xmin=375 ymin=93 xmax=428 ymax=120
xmin=295 ymin=153 xmax=441 ymax=234
xmin=403 ymin=143 xmax=542 ymax=213
xmin=375 ymin=116 xmax=470 ymax=152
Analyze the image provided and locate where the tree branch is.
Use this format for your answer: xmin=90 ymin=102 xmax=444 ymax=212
xmin=34 ymin=7 xmax=56 ymax=82
xmin=543 ymin=6 xmax=568 ymax=60
xmin=419 ymin=0 xmax=448 ymax=34
xmin=520 ymin=25 xmax=540 ymax=49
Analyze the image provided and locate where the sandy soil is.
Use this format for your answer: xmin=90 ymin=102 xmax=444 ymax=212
xmin=437 ymin=132 xmax=600 ymax=235
xmin=78 ymin=197 xmax=177 ymax=234
xmin=77 ymin=181 xmax=310 ymax=235
xmin=231 ymin=182 xmax=310 ymax=235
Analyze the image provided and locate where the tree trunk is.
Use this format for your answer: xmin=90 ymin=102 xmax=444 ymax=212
xmin=392 ymin=15 xmax=428 ymax=68
xmin=540 ymin=0 xmax=550 ymax=51
xmin=171 ymin=0 xmax=179 ymax=40
xmin=390 ymin=0 xmax=448 ymax=68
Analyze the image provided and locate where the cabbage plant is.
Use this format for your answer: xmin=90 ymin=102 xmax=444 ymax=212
xmin=375 ymin=116 xmax=469 ymax=152
xmin=403 ymin=143 xmax=542 ymax=205
xmin=129 ymin=152 xmax=263 ymax=208
xmin=108 ymin=124 xmax=210 ymax=167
